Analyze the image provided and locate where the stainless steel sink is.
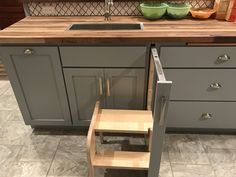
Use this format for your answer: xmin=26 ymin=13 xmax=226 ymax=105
xmin=68 ymin=23 xmax=144 ymax=30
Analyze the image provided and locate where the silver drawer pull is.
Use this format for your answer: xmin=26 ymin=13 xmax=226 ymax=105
xmin=106 ymin=78 xmax=111 ymax=97
xmin=201 ymin=113 xmax=212 ymax=120
xmin=217 ymin=54 xmax=230 ymax=62
xmin=210 ymin=83 xmax=222 ymax=89
xmin=98 ymin=77 xmax=103 ymax=96
xmin=24 ymin=49 xmax=33 ymax=55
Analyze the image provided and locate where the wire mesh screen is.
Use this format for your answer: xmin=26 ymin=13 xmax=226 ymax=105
xmin=27 ymin=0 xmax=215 ymax=16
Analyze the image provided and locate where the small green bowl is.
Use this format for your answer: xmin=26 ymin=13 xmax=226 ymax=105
xmin=140 ymin=3 xmax=168 ymax=20
xmin=167 ymin=3 xmax=191 ymax=19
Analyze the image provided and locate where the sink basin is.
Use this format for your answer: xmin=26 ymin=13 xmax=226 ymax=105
xmin=68 ymin=23 xmax=144 ymax=30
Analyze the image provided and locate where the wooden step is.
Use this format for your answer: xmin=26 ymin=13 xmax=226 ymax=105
xmin=93 ymin=151 xmax=150 ymax=170
xmin=95 ymin=109 xmax=153 ymax=134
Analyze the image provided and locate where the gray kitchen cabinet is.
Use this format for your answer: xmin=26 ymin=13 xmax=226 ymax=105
xmin=0 ymin=46 xmax=71 ymax=125
xmin=64 ymin=68 xmax=145 ymax=125
xmin=160 ymin=45 xmax=236 ymax=130
xmin=64 ymin=69 xmax=104 ymax=125
xmin=105 ymin=69 xmax=145 ymax=109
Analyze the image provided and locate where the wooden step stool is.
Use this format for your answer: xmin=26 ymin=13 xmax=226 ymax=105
xmin=87 ymin=47 xmax=172 ymax=177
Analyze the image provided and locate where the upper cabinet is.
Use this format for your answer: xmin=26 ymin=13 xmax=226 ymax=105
xmin=0 ymin=47 xmax=72 ymax=126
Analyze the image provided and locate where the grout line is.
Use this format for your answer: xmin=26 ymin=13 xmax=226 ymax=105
xmin=197 ymin=134 xmax=218 ymax=177
xmin=164 ymin=136 xmax=175 ymax=177
xmin=45 ymin=138 xmax=61 ymax=177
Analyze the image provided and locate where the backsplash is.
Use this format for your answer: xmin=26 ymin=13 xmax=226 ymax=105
xmin=26 ymin=0 xmax=215 ymax=16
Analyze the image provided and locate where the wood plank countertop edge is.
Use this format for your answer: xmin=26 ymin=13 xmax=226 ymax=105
xmin=0 ymin=16 xmax=236 ymax=44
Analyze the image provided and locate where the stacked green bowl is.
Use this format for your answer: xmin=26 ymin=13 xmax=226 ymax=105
xmin=140 ymin=2 xmax=168 ymax=20
xmin=167 ymin=3 xmax=191 ymax=19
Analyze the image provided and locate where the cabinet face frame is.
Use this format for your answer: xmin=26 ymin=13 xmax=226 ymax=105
xmin=0 ymin=46 xmax=72 ymax=125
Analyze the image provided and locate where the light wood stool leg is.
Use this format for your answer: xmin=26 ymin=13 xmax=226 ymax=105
xmin=148 ymin=128 xmax=153 ymax=152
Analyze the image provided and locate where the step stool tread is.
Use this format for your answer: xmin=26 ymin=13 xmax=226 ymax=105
xmin=95 ymin=109 xmax=153 ymax=134
xmin=93 ymin=150 xmax=150 ymax=169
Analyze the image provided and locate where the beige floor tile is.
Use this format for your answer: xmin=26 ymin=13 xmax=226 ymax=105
xmin=8 ymin=109 xmax=23 ymax=121
xmin=47 ymin=149 xmax=88 ymax=177
xmin=199 ymin=135 xmax=236 ymax=150
xmin=0 ymin=121 xmax=32 ymax=145
xmin=0 ymin=144 xmax=22 ymax=177
xmin=3 ymin=87 xmax=15 ymax=96
xmin=212 ymin=164 xmax=236 ymax=177
xmin=0 ymin=110 xmax=13 ymax=125
xmin=159 ymin=164 xmax=173 ymax=177
xmin=167 ymin=134 xmax=210 ymax=164
xmin=59 ymin=135 xmax=87 ymax=148
xmin=17 ymin=135 xmax=60 ymax=162
xmin=0 ymin=81 xmax=11 ymax=95
xmin=206 ymin=148 xmax=236 ymax=165
xmin=0 ymin=94 xmax=18 ymax=110
xmin=7 ymin=161 xmax=50 ymax=177
xmin=171 ymin=164 xmax=215 ymax=177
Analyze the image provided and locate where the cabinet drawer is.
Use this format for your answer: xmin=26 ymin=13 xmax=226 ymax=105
xmin=165 ymin=69 xmax=236 ymax=101
xmin=160 ymin=46 xmax=236 ymax=68
xmin=167 ymin=102 xmax=236 ymax=129
xmin=60 ymin=46 xmax=147 ymax=67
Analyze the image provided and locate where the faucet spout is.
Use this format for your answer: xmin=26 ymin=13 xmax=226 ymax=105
xmin=104 ymin=0 xmax=113 ymax=21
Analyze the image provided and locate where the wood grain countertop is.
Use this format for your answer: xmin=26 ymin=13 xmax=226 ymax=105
xmin=0 ymin=16 xmax=236 ymax=44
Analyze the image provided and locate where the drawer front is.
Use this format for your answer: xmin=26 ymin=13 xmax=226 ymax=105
xmin=167 ymin=102 xmax=236 ymax=129
xmin=165 ymin=69 xmax=236 ymax=101
xmin=160 ymin=46 xmax=236 ymax=68
xmin=60 ymin=46 xmax=147 ymax=67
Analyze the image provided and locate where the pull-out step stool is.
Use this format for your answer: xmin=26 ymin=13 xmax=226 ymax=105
xmin=87 ymin=47 xmax=172 ymax=177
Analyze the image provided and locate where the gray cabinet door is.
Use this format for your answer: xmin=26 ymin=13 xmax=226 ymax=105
xmin=0 ymin=47 xmax=71 ymax=125
xmin=105 ymin=69 xmax=145 ymax=110
xmin=64 ymin=68 xmax=104 ymax=125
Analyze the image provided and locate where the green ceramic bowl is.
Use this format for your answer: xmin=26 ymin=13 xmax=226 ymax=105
xmin=167 ymin=3 xmax=191 ymax=19
xmin=140 ymin=3 xmax=168 ymax=20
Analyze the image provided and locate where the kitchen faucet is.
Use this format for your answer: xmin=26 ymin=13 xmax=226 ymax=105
xmin=104 ymin=0 xmax=113 ymax=21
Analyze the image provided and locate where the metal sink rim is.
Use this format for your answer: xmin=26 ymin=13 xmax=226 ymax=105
xmin=68 ymin=23 xmax=144 ymax=31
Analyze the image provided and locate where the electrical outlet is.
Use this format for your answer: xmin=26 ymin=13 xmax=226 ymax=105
xmin=41 ymin=6 xmax=56 ymax=15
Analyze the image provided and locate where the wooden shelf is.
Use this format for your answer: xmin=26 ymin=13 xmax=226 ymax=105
xmin=95 ymin=109 xmax=153 ymax=134
xmin=94 ymin=151 xmax=150 ymax=170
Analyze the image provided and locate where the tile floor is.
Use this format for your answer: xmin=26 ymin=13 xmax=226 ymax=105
xmin=0 ymin=80 xmax=236 ymax=177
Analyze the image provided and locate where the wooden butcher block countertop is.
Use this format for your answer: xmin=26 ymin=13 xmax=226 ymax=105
xmin=0 ymin=16 xmax=236 ymax=44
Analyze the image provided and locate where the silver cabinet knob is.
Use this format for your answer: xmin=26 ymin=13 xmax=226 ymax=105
xmin=24 ymin=49 xmax=33 ymax=55
xmin=217 ymin=54 xmax=230 ymax=62
xmin=201 ymin=113 xmax=212 ymax=120
xmin=210 ymin=83 xmax=222 ymax=89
